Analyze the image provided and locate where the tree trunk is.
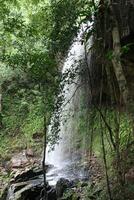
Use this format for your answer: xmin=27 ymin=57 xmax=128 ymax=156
xmin=100 ymin=116 xmax=112 ymax=200
xmin=0 ymin=85 xmax=3 ymax=128
xmin=42 ymin=116 xmax=48 ymax=200
xmin=111 ymin=25 xmax=128 ymax=105
xmin=89 ymin=127 xmax=94 ymax=159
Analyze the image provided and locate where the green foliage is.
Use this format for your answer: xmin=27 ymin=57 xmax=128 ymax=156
xmin=50 ymin=0 xmax=78 ymax=54
xmin=62 ymin=188 xmax=74 ymax=200
xmin=0 ymin=0 xmax=96 ymax=162
xmin=106 ymin=50 xmax=114 ymax=60
xmin=0 ymin=78 xmax=44 ymax=159
xmin=21 ymin=102 xmax=44 ymax=144
xmin=119 ymin=114 xmax=132 ymax=148
xmin=50 ymin=0 xmax=96 ymax=54
xmin=83 ymin=184 xmax=103 ymax=200
xmin=0 ymin=0 xmax=96 ymax=128
xmin=106 ymin=43 xmax=134 ymax=60
xmin=121 ymin=45 xmax=130 ymax=54
xmin=0 ymin=0 xmax=63 ymax=155
xmin=0 ymin=1 xmax=133 ymax=199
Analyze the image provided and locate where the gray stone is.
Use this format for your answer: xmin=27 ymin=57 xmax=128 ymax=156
xmin=10 ymin=153 xmax=28 ymax=169
xmin=56 ymin=178 xmax=70 ymax=198
xmin=26 ymin=149 xmax=34 ymax=157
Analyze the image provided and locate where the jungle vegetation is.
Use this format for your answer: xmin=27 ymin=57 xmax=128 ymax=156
xmin=0 ymin=0 xmax=134 ymax=200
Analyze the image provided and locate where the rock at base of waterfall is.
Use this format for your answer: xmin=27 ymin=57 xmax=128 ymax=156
xmin=3 ymin=167 xmax=58 ymax=200
xmin=56 ymin=178 xmax=71 ymax=198
xmin=47 ymin=187 xmax=57 ymax=200
xmin=26 ymin=148 xmax=34 ymax=157
xmin=0 ymin=183 xmax=9 ymax=200
xmin=9 ymin=149 xmax=40 ymax=170
xmin=10 ymin=153 xmax=29 ymax=168
xmin=12 ymin=167 xmax=43 ymax=183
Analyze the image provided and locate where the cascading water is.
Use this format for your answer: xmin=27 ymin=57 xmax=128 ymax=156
xmin=46 ymin=25 xmax=91 ymax=185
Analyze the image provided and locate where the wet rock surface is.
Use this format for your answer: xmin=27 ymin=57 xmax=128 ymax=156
xmin=1 ymin=167 xmax=90 ymax=200
xmin=1 ymin=168 xmax=53 ymax=200
xmin=0 ymin=149 xmax=103 ymax=200
xmin=56 ymin=178 xmax=71 ymax=198
xmin=1 ymin=153 xmax=37 ymax=199
xmin=0 ymin=155 xmax=94 ymax=200
xmin=0 ymin=149 xmax=41 ymax=196
xmin=10 ymin=150 xmax=39 ymax=170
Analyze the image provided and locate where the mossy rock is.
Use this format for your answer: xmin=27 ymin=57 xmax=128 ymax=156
xmin=0 ymin=184 xmax=9 ymax=200
xmin=72 ymin=193 xmax=80 ymax=200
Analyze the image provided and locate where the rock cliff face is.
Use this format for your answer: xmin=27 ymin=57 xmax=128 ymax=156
xmin=113 ymin=0 xmax=134 ymax=38
xmin=113 ymin=0 xmax=134 ymax=104
xmin=86 ymin=0 xmax=134 ymax=106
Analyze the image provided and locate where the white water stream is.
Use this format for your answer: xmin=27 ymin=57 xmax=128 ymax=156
xmin=46 ymin=25 xmax=90 ymax=185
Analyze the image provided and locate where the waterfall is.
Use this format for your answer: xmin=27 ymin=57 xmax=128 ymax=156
xmin=46 ymin=25 xmax=91 ymax=185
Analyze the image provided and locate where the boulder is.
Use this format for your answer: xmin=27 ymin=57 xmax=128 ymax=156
xmin=10 ymin=153 xmax=28 ymax=169
xmin=47 ymin=187 xmax=57 ymax=200
xmin=26 ymin=149 xmax=34 ymax=157
xmin=125 ymin=168 xmax=134 ymax=183
xmin=56 ymin=178 xmax=70 ymax=198
xmin=12 ymin=167 xmax=43 ymax=183
xmin=3 ymin=166 xmax=59 ymax=200
xmin=0 ymin=183 xmax=9 ymax=200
